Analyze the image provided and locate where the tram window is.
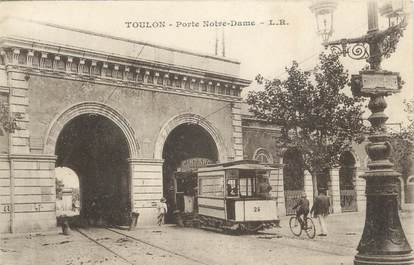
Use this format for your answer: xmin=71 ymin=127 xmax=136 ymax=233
xmin=199 ymin=176 xmax=224 ymax=197
xmin=226 ymin=179 xmax=238 ymax=196
xmin=239 ymin=177 xmax=256 ymax=197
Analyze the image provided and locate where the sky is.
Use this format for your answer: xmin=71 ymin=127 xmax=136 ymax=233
xmin=55 ymin=167 xmax=79 ymax=188
xmin=1 ymin=0 xmax=413 ymax=127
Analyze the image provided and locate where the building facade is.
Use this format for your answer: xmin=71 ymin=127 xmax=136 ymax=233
xmin=240 ymin=104 xmax=368 ymax=217
xmin=0 ymin=18 xmax=249 ymax=233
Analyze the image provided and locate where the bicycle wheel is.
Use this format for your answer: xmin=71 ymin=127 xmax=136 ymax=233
xmin=304 ymin=217 xmax=316 ymax=239
xmin=289 ymin=216 xmax=302 ymax=236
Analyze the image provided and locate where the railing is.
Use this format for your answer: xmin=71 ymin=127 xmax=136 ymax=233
xmin=284 ymin=190 xmax=303 ymax=215
xmin=340 ymin=189 xmax=357 ymax=212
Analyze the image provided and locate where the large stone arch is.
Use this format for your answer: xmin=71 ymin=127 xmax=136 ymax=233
xmin=153 ymin=113 xmax=227 ymax=162
xmin=44 ymin=101 xmax=139 ymax=158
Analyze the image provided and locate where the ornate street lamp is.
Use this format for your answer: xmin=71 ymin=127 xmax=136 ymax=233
xmin=379 ymin=0 xmax=408 ymax=27
xmin=310 ymin=1 xmax=413 ymax=265
xmin=309 ymin=0 xmax=338 ymax=43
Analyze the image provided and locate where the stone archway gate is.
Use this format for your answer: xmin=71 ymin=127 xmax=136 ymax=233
xmin=0 ymin=17 xmax=250 ymax=233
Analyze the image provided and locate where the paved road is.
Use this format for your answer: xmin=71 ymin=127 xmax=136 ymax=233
xmin=1 ymin=210 xmax=412 ymax=265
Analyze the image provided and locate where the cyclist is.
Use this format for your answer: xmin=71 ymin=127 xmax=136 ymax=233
xmin=292 ymin=193 xmax=310 ymax=229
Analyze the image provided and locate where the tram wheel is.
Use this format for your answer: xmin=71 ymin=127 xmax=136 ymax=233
xmin=289 ymin=216 xmax=302 ymax=236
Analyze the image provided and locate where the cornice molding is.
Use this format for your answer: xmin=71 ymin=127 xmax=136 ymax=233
xmin=6 ymin=66 xmax=244 ymax=103
xmin=8 ymin=153 xmax=57 ymax=161
xmin=127 ymin=158 xmax=164 ymax=165
xmin=242 ymin=126 xmax=281 ymax=133
xmin=0 ymin=37 xmax=251 ymax=87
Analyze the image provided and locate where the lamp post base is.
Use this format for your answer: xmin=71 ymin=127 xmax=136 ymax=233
xmin=354 ymin=253 xmax=414 ymax=265
xmin=353 ymin=94 xmax=414 ymax=265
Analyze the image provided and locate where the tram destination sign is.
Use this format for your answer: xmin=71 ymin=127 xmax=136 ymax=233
xmin=178 ymin=157 xmax=213 ymax=172
xmin=351 ymin=70 xmax=401 ymax=96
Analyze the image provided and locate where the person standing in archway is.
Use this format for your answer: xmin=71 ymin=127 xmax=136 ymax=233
xmin=310 ymin=189 xmax=330 ymax=236
xmin=257 ymin=176 xmax=272 ymax=199
xmin=157 ymin=197 xmax=168 ymax=226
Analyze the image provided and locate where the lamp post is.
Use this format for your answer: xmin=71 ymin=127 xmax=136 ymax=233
xmin=310 ymin=1 xmax=413 ymax=265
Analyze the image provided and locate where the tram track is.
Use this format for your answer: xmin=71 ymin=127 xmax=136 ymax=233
xmin=255 ymin=231 xmax=356 ymax=256
xmin=105 ymin=227 xmax=211 ymax=265
xmin=75 ymin=225 xmax=354 ymax=264
xmin=74 ymin=228 xmax=135 ymax=265
xmin=74 ymin=227 xmax=211 ymax=265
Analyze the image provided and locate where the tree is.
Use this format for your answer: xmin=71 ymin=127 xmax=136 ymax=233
xmin=390 ymin=100 xmax=414 ymax=180
xmin=247 ymin=53 xmax=365 ymax=196
xmin=0 ymin=99 xmax=21 ymax=134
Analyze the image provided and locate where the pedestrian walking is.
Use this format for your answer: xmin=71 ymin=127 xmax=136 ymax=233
xmin=157 ymin=197 xmax=168 ymax=226
xmin=310 ymin=189 xmax=330 ymax=236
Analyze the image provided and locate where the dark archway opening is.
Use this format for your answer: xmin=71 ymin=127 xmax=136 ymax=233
xmin=162 ymin=123 xmax=218 ymax=223
xmin=316 ymin=168 xmax=330 ymax=193
xmin=283 ymin=148 xmax=305 ymax=215
xmin=55 ymin=114 xmax=131 ymax=226
xmin=339 ymin=151 xmax=357 ymax=212
xmin=283 ymin=148 xmax=304 ymax=191
xmin=339 ymin=152 xmax=356 ymax=190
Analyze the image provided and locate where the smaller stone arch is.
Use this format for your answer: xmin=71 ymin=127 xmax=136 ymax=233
xmin=339 ymin=150 xmax=358 ymax=212
xmin=339 ymin=151 xmax=357 ymax=188
xmin=153 ymin=113 xmax=227 ymax=162
xmin=44 ymin=101 xmax=139 ymax=158
xmin=407 ymin=176 xmax=414 ymax=185
xmin=253 ymin=148 xmax=274 ymax=164
xmin=348 ymin=149 xmax=361 ymax=168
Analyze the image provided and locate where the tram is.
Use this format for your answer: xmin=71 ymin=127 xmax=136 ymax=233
xmin=196 ymin=160 xmax=279 ymax=233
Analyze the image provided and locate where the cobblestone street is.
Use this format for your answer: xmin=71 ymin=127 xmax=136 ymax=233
xmin=1 ymin=209 xmax=413 ymax=265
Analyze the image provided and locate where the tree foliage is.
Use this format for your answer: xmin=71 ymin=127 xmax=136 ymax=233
xmin=247 ymin=53 xmax=365 ymax=185
xmin=0 ymin=100 xmax=21 ymax=134
xmin=390 ymin=100 xmax=414 ymax=179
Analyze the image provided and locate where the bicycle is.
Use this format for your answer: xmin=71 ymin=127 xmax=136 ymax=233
xmin=289 ymin=216 xmax=316 ymax=239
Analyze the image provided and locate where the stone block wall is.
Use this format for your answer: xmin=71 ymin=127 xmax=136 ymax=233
xmin=1 ymin=155 xmax=56 ymax=233
xmin=9 ymin=71 xmax=30 ymax=155
xmin=304 ymin=171 xmax=314 ymax=204
xmin=11 ymin=155 xmax=56 ymax=233
xmin=329 ymin=168 xmax=342 ymax=214
xmin=129 ymin=159 xmax=163 ymax=226
xmin=0 ymin=156 xmax=11 ymax=233
xmin=269 ymin=167 xmax=286 ymax=217
xmin=356 ymin=169 xmax=367 ymax=212
xmin=0 ymin=67 xmax=57 ymax=233
xmin=231 ymin=102 xmax=243 ymax=160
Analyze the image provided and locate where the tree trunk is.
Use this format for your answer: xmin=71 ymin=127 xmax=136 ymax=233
xmin=311 ymin=172 xmax=318 ymax=199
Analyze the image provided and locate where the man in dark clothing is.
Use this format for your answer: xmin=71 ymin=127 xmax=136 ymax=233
xmin=292 ymin=193 xmax=310 ymax=229
xmin=310 ymin=189 xmax=330 ymax=236
xmin=257 ymin=177 xmax=272 ymax=199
